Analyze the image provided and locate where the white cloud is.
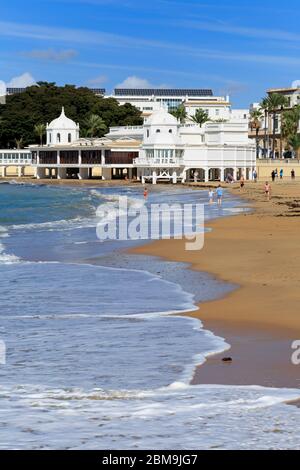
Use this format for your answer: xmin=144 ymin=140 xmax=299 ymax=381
xmin=86 ymin=74 xmax=108 ymax=86
xmin=24 ymin=48 xmax=77 ymax=62
xmin=115 ymin=76 xmax=167 ymax=89
xmin=0 ymin=73 xmax=36 ymax=95
xmin=1 ymin=20 xmax=300 ymax=68
xmin=6 ymin=72 xmax=36 ymax=88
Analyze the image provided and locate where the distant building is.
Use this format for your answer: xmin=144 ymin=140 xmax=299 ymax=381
xmin=249 ymin=81 xmax=300 ymax=159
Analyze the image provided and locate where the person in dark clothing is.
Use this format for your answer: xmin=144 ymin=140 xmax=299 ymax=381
xmin=271 ymin=170 xmax=276 ymax=182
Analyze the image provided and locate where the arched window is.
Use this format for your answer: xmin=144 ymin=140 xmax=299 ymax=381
xmin=147 ymin=130 xmax=150 ymax=138
xmin=68 ymin=133 xmax=72 ymax=143
xmin=49 ymin=133 xmax=52 ymax=143
xmin=57 ymin=133 xmax=61 ymax=143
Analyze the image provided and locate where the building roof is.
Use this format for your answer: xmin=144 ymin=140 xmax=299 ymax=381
xmin=114 ymin=88 xmax=213 ymax=97
xmin=47 ymin=107 xmax=78 ymax=130
xmin=267 ymin=87 xmax=299 ymax=94
xmin=145 ymin=108 xmax=178 ymax=126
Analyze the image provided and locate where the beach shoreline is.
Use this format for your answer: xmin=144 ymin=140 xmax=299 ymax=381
xmin=131 ymin=180 xmax=300 ymax=389
xmin=4 ymin=176 xmax=300 ymax=387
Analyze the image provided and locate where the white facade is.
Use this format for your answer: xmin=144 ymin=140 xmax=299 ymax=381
xmin=46 ymin=107 xmax=79 ymax=146
xmin=134 ymin=108 xmax=255 ymax=184
xmin=29 ymin=107 xmax=255 ymax=184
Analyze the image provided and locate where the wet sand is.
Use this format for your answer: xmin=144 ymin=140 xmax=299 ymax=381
xmin=132 ymin=180 xmax=300 ymax=388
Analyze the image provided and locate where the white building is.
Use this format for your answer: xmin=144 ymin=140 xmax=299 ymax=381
xmin=29 ymin=107 xmax=255 ymax=183
xmin=46 ymin=107 xmax=80 ymax=146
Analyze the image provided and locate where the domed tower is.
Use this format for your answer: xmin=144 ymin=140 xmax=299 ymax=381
xmin=46 ymin=107 xmax=79 ymax=146
xmin=138 ymin=108 xmax=184 ymax=184
xmin=142 ymin=108 xmax=183 ymax=161
xmin=143 ymin=108 xmax=180 ymax=144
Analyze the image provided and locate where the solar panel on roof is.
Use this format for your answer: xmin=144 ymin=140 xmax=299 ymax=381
xmin=89 ymin=88 xmax=106 ymax=95
xmin=114 ymin=88 xmax=213 ymax=97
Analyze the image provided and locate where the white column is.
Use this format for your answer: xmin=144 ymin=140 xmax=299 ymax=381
xmin=101 ymin=149 xmax=105 ymax=166
xmin=78 ymin=167 xmax=89 ymax=180
xmin=172 ymin=170 xmax=177 ymax=184
xmin=233 ymin=168 xmax=237 ymax=181
xmin=1 ymin=166 xmax=7 ymax=178
xmin=152 ymin=170 xmax=157 ymax=185
xmin=78 ymin=149 xmax=82 ymax=166
xmin=57 ymin=167 xmax=67 ymax=180
xmin=204 ymin=168 xmax=209 ymax=182
xmin=220 ymin=168 xmax=225 ymax=182
xmin=36 ymin=167 xmax=46 ymax=179
xmin=181 ymin=169 xmax=187 ymax=184
xmin=141 ymin=175 xmax=145 ymax=185
xmin=18 ymin=166 xmax=24 ymax=177
xmin=102 ymin=167 xmax=112 ymax=180
xmin=57 ymin=150 xmax=60 ymax=166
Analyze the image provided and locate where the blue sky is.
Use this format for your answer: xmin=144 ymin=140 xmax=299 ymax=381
xmin=1 ymin=0 xmax=300 ymax=107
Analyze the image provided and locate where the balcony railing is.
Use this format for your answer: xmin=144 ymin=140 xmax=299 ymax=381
xmin=134 ymin=157 xmax=183 ymax=166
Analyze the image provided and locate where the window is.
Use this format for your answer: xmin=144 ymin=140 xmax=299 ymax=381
xmin=169 ymin=129 xmax=173 ymax=133
xmin=215 ymin=109 xmax=220 ymax=116
xmin=57 ymin=133 xmax=61 ymax=143
xmin=147 ymin=130 xmax=150 ymax=138
xmin=156 ymin=129 xmax=161 ymax=133
xmin=68 ymin=133 xmax=72 ymax=143
xmin=49 ymin=133 xmax=51 ymax=143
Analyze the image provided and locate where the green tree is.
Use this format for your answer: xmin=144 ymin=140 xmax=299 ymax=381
xmin=171 ymin=104 xmax=187 ymax=124
xmin=288 ymin=134 xmax=300 ymax=160
xmin=0 ymin=83 xmax=142 ymax=148
xmin=34 ymin=123 xmax=46 ymax=146
xmin=83 ymin=114 xmax=107 ymax=138
xmin=190 ymin=108 xmax=209 ymax=127
xmin=260 ymin=94 xmax=289 ymax=158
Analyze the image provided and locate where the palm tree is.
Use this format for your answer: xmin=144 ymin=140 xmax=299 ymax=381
xmin=260 ymin=94 xmax=289 ymax=158
xmin=260 ymin=97 xmax=270 ymax=157
xmin=288 ymin=134 xmax=300 ymax=160
xmin=281 ymin=107 xmax=300 ymax=157
xmin=250 ymin=109 xmax=263 ymax=158
xmin=14 ymin=137 xmax=24 ymax=149
xmin=83 ymin=114 xmax=107 ymax=138
xmin=171 ymin=105 xmax=187 ymax=124
xmin=34 ymin=123 xmax=46 ymax=146
xmin=190 ymin=109 xmax=209 ymax=127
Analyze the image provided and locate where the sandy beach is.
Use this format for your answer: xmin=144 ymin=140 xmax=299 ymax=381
xmin=132 ymin=180 xmax=300 ymax=389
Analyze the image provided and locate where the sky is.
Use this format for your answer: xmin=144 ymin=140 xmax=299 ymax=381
xmin=1 ymin=0 xmax=300 ymax=107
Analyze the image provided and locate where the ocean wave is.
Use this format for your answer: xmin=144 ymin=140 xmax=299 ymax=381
xmin=0 ymin=383 xmax=300 ymax=449
xmin=0 ymin=242 xmax=20 ymax=264
xmin=8 ymin=216 xmax=98 ymax=233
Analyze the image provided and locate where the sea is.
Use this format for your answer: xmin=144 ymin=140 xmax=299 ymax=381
xmin=0 ymin=181 xmax=299 ymax=450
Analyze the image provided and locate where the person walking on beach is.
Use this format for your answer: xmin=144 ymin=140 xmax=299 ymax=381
xmin=291 ymin=169 xmax=295 ymax=180
xmin=216 ymin=185 xmax=223 ymax=206
xmin=253 ymin=169 xmax=258 ymax=183
xmin=264 ymin=181 xmax=271 ymax=201
xmin=271 ymin=170 xmax=276 ymax=182
xmin=143 ymin=187 xmax=148 ymax=200
xmin=208 ymin=189 xmax=214 ymax=204
xmin=280 ymin=169 xmax=284 ymax=180
xmin=240 ymin=175 xmax=245 ymax=190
